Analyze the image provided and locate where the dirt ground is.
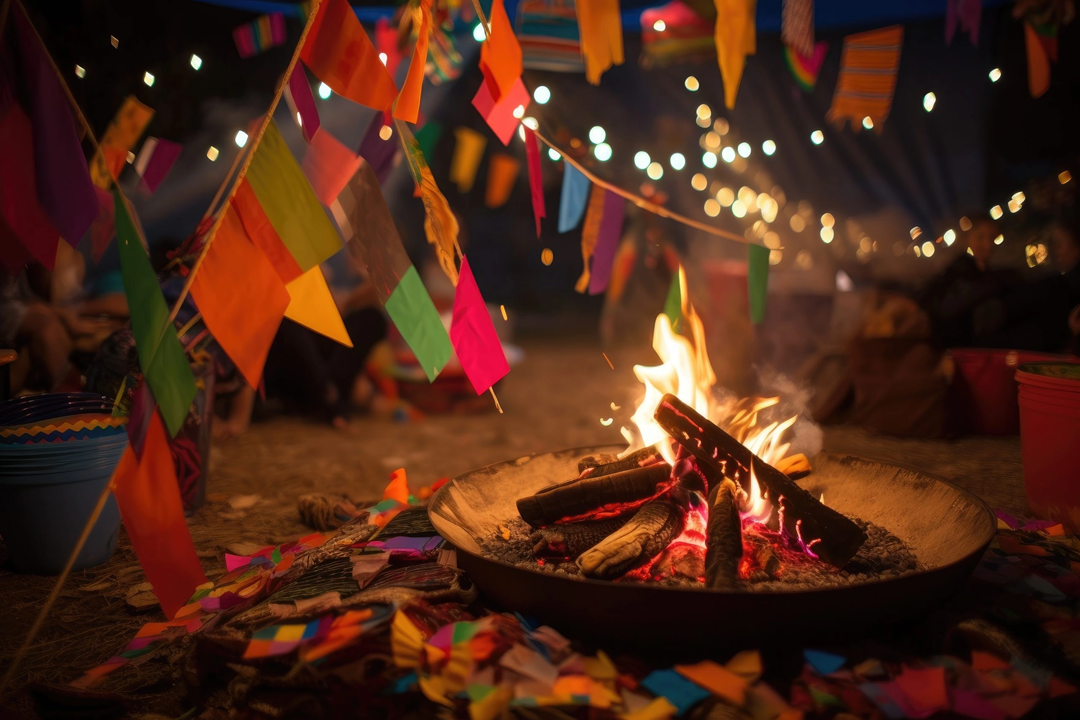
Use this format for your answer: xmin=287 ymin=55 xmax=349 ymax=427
xmin=0 ymin=338 xmax=1028 ymax=716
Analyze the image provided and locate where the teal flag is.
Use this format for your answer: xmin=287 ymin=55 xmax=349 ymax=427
xmin=384 ymin=265 xmax=453 ymax=382
xmin=748 ymin=244 xmax=770 ymax=325
xmin=113 ymin=189 xmax=196 ymax=435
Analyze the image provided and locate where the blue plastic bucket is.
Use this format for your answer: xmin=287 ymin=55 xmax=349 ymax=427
xmin=0 ymin=436 xmax=127 ymax=574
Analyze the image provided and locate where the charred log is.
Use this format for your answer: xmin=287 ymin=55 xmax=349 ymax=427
xmin=756 ymin=544 xmax=781 ymax=578
xmin=576 ymin=499 xmax=686 ymax=579
xmin=530 ymin=517 xmax=629 ymax=559
xmin=516 ymin=464 xmax=671 ymax=527
xmin=704 ymin=476 xmax=742 ymax=590
xmin=577 ymin=453 xmax=618 ymax=473
xmin=577 ymin=446 xmax=666 ymax=478
xmin=655 ymin=393 xmax=867 ymax=568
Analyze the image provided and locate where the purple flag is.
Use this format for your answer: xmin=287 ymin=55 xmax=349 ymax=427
xmin=357 ymin=114 xmax=399 ymax=184
xmin=946 ymin=0 xmax=981 ymax=46
xmin=587 ymin=191 xmax=626 ymax=295
xmin=285 ymin=70 xmax=321 ymax=143
xmin=14 ymin=12 xmax=97 ymax=246
xmin=134 ymin=138 xmax=182 ymax=194
xmin=450 ymin=256 xmax=509 ymax=395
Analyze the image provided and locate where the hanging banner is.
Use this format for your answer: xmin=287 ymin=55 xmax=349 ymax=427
xmin=713 ymin=0 xmax=756 ymax=110
xmin=450 ymin=127 xmax=487 ymax=193
xmin=524 ymin=127 xmax=545 ymax=236
xmin=577 ymin=0 xmax=624 ymax=84
xmin=826 ymin=25 xmax=903 ymax=131
xmin=451 ymin=256 xmax=510 ymax=394
xmin=90 ymin=96 xmax=154 ymax=189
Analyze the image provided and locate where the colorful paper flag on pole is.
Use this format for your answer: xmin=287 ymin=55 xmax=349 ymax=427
xmin=450 ymin=127 xmax=487 ymax=193
xmin=479 ymin=0 xmax=524 ymax=100
xmin=451 ymin=256 xmax=509 ymax=394
xmin=133 ymin=138 xmax=182 ymax=194
xmin=232 ymin=179 xmax=304 ymax=284
xmin=713 ymin=0 xmax=757 ymax=110
xmin=90 ymin=96 xmax=154 ymax=189
xmin=394 ymin=0 xmax=432 ymax=123
xmin=233 ymin=12 xmax=287 ymax=58
xmin=397 ymin=120 xmax=461 ymax=286
xmin=375 ymin=17 xmax=403 ymax=76
xmin=357 ymin=115 xmax=400 ymax=184
xmin=113 ymin=189 xmax=197 ymax=436
xmin=283 ymin=265 xmax=353 ymax=346
xmin=576 ymin=0 xmax=624 ymax=85
xmin=827 ymin=26 xmax=903 ymax=131
xmin=781 ymin=0 xmax=814 ymax=59
xmin=0 ymin=106 xmax=61 ymax=269
xmin=299 ymin=0 xmax=398 ymax=111
xmin=558 ymin=163 xmax=590 ymax=233
xmin=384 ymin=265 xmax=453 ymax=382
xmin=586 ymin=190 xmax=625 ymax=295
xmin=12 ymin=10 xmax=98 ymax=247
xmin=414 ymin=121 xmax=443 ymax=164
xmin=748 ymin=243 xmax=769 ymax=325
xmin=471 ymin=77 xmax=530 ymax=146
xmin=783 ymin=41 xmax=828 ymax=91
xmin=245 ymin=121 xmax=342 ymax=272
xmin=302 ymin=128 xmax=365 ymax=206
xmin=189 ymin=205 xmax=290 ymax=388
xmin=524 ymin=127 xmax=545 ymax=237
xmin=575 ymin=184 xmax=608 ymax=293
xmin=113 ymin=409 xmax=208 ymax=619
xmin=284 ymin=68 xmax=321 ymax=143
xmin=485 ymin=155 xmax=521 ymax=208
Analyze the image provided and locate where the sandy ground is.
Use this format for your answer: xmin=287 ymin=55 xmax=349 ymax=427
xmin=0 ymin=339 xmax=1028 ymax=715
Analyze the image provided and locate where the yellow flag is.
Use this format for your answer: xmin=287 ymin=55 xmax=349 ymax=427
xmin=90 ymin=96 xmax=154 ymax=188
xmin=283 ymin=265 xmax=352 ymax=346
xmin=577 ymin=0 xmax=624 ymax=85
xmin=714 ymin=0 xmax=756 ymax=110
xmin=450 ymin=127 xmax=487 ymax=193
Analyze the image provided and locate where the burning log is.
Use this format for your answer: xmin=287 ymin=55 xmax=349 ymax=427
xmin=577 ymin=445 xmax=666 ymax=478
xmin=576 ymin=498 xmax=687 ymax=579
xmin=516 ymin=464 xmax=671 ymax=527
xmin=530 ymin=518 xmax=629 ymax=560
xmin=704 ymin=476 xmax=742 ymax=590
xmin=655 ymin=393 xmax=867 ymax=568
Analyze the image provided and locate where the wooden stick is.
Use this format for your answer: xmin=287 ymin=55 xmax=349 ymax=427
xmin=469 ymin=0 xmax=491 ymax=36
xmin=704 ymin=473 xmax=742 ymax=590
xmin=517 ymin=464 xmax=671 ymax=528
xmin=0 ymin=470 xmax=117 ymax=697
xmin=576 ymin=497 xmax=686 ymax=579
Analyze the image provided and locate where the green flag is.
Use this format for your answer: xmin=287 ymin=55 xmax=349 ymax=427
xmin=663 ymin=270 xmax=682 ymax=333
xmin=748 ymin=244 xmax=770 ymax=325
xmin=414 ymin=121 xmax=443 ymax=165
xmin=113 ymin=189 xmax=197 ymax=436
xmin=384 ymin=265 xmax=453 ymax=382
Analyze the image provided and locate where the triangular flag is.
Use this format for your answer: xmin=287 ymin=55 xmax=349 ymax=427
xmin=587 ymin=190 xmax=625 ymax=295
xmin=284 ymin=67 xmax=321 ymax=143
xmin=451 ymin=256 xmax=509 ymax=394
xmin=113 ymin=409 xmax=208 ymax=619
xmin=472 ymin=77 xmax=530 ymax=146
xmin=783 ymin=41 xmax=828 ymax=91
xmin=375 ymin=17 xmax=403 ymax=76
xmin=1024 ymin=22 xmax=1054 ymax=99
xmin=479 ymin=0 xmax=524 ymax=100
xmin=113 ymin=188 xmax=197 ymax=436
xmin=299 ymin=0 xmax=398 ymax=111
xmin=577 ymin=0 xmax=624 ymax=85
xmin=89 ymin=96 xmax=154 ymax=189
xmin=245 ymin=121 xmax=342 ymax=272
xmin=284 ymin=265 xmax=353 ymax=347
xmin=748 ymin=243 xmax=769 ymax=325
xmin=397 ymin=120 xmax=460 ymax=286
xmin=524 ymin=127 xmax=545 ymax=237
xmin=394 ymin=0 xmax=432 ymax=123
xmin=485 ymin=154 xmax=520 ymax=208
xmin=713 ymin=0 xmax=756 ymax=110
xmin=301 ymin=127 xmax=365 ymax=206
xmin=558 ymin=163 xmax=590 ymax=233
xmin=663 ymin=268 xmax=683 ymax=332
xmin=190 ymin=205 xmax=290 ymax=388
xmin=133 ymin=138 xmax=183 ymax=194
xmin=0 ymin=105 xmax=60 ymax=268
xmin=575 ymin=184 xmax=608 ymax=293
xmin=450 ymin=127 xmax=486 ymax=193
xmin=414 ymin=121 xmax=443 ymax=164
xmin=384 ymin=265 xmax=453 ymax=382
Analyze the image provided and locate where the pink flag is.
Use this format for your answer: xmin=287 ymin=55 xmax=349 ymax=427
xmin=472 ymin=77 xmax=529 ymax=146
xmin=134 ymin=138 xmax=182 ymax=193
xmin=945 ymin=0 xmax=981 ymax=46
xmin=587 ymin=190 xmax=625 ymax=295
xmin=302 ymin=128 xmax=365 ymax=206
xmin=285 ymin=70 xmax=321 ymax=143
xmin=450 ymin=256 xmax=509 ymax=394
xmin=524 ymin=127 xmax=545 ymax=237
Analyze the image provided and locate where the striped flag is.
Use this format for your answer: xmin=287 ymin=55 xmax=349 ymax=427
xmin=233 ymin=12 xmax=286 ymax=58
xmin=827 ymin=26 xmax=903 ymax=131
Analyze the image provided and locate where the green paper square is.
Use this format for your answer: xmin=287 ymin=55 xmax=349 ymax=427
xmin=384 ymin=266 xmax=452 ymax=382
xmin=748 ymin=244 xmax=770 ymax=326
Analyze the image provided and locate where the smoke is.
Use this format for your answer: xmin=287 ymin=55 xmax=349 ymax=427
xmin=754 ymin=366 xmax=823 ymax=459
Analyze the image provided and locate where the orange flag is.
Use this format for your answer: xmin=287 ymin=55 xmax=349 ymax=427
xmin=394 ymin=0 xmax=432 ymax=123
xmin=485 ymin=154 xmax=520 ymax=208
xmin=479 ymin=0 xmax=524 ymax=100
xmin=112 ymin=410 xmax=207 ymax=619
xmin=233 ymin=179 xmax=303 ymax=284
xmin=190 ymin=205 xmax=290 ymax=388
xmin=1024 ymin=23 xmax=1052 ymax=99
xmin=299 ymin=0 xmax=398 ymax=111
xmin=577 ymin=0 xmax=624 ymax=85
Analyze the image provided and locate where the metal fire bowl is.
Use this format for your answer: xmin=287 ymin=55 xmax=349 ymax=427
xmin=429 ymin=447 xmax=997 ymax=655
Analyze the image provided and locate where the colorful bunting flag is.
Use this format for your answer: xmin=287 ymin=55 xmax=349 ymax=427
xmin=575 ymin=184 xmax=608 ymax=293
xmin=524 ymin=127 xmax=545 ymax=237
xmin=12 ymin=10 xmax=98 ymax=247
xmin=451 ymin=257 xmax=510 ymax=394
xmin=384 ymin=266 xmax=453 ymax=382
xmin=299 ymin=0 xmax=398 ymax=111
xmin=558 ymin=163 xmax=590 ymax=233
xmin=945 ymin=0 xmax=981 ymax=46
xmin=357 ymin=115 xmax=400 ymax=184
xmin=414 ymin=122 xmax=443 ymax=165
xmin=302 ymin=128 xmax=365 ymax=206
xmin=89 ymin=186 xmax=115 ymax=264
xmin=133 ymin=138 xmax=182 ymax=194
xmin=472 ymin=76 xmax=530 ymax=146
xmin=1024 ymin=21 xmax=1056 ymax=99
xmin=233 ymin=179 xmax=303 ymax=284
xmin=90 ymin=96 xmax=154 ymax=189
xmin=713 ymin=0 xmax=756 ymax=110
xmin=480 ymin=0 xmax=524 ymax=100
xmin=485 ymin=155 xmax=520 ymax=208
xmin=517 ymin=0 xmax=586 ymax=73
xmin=232 ymin=12 xmax=286 ymax=58
xmin=375 ymin=17 xmax=403 ymax=76
xmin=781 ymin=0 xmax=814 ymax=59
xmin=113 ymin=189 xmax=197 ymax=436
xmin=640 ymin=1 xmax=716 ymax=67
xmin=394 ymin=0 xmax=432 ymax=123
xmin=451 ymin=127 xmax=487 ymax=193
xmin=585 ymin=189 xmax=625 ymax=295
xmin=283 ymin=265 xmax=353 ymax=346
xmin=126 ymin=380 xmax=154 ymax=461
xmin=0 ymin=106 xmax=60 ymax=269
xmin=112 ymin=409 xmax=207 ymax=619
xmin=783 ymin=41 xmax=828 ymax=91
xmin=748 ymin=243 xmax=769 ymax=325
xmin=827 ymin=26 xmax=903 ymax=131
xmin=577 ymin=0 xmax=624 ymax=85
xmin=245 ymin=121 xmax=342 ymax=272
xmin=397 ymin=120 xmax=461 ymax=286
xmin=190 ymin=205 xmax=289 ymax=388
xmin=284 ymin=69 xmax=321 ymax=143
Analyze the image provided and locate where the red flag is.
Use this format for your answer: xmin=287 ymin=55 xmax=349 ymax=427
xmin=301 ymin=128 xmax=365 ymax=206
xmin=450 ymin=256 xmax=509 ymax=394
xmin=0 ymin=105 xmax=60 ymax=268
xmin=112 ymin=410 xmax=207 ymax=619
xmin=524 ymin=127 xmax=545 ymax=237
xmin=299 ymin=0 xmax=398 ymax=111
xmin=233 ymin=179 xmax=303 ymax=284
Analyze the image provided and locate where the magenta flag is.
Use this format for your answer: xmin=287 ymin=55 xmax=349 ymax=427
xmin=587 ymin=191 xmax=626 ymax=295
xmin=357 ymin=114 xmax=399 ymax=184
xmin=0 ymin=105 xmax=60 ymax=269
xmin=450 ymin=256 xmax=509 ymax=395
xmin=286 ymin=70 xmax=321 ymax=143
xmin=134 ymin=138 xmax=182 ymax=193
xmin=14 ymin=12 xmax=98 ymax=246
xmin=524 ymin=127 xmax=545 ymax=238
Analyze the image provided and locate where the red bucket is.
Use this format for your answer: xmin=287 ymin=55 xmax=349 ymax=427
xmin=1017 ymin=363 xmax=1080 ymax=532
xmin=949 ymin=349 xmax=1071 ymax=435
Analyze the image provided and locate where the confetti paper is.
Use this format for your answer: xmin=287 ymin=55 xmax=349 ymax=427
xmin=675 ymin=660 xmax=747 ymax=705
xmin=827 ymin=26 xmax=904 ymax=131
xmin=357 ymin=114 xmax=399 ymax=184
xmin=804 ymin=649 xmax=846 ymax=676
xmin=714 ymin=0 xmax=756 ymax=109
xmin=233 ymin=12 xmax=286 ymax=58
xmin=586 ymin=189 xmax=625 ymax=295
xmin=641 ymin=669 xmax=710 ymax=716
xmin=384 ymin=266 xmax=453 ymax=382
xmin=748 ymin=243 xmax=770 ymax=325
xmin=90 ymin=96 xmax=154 ymax=189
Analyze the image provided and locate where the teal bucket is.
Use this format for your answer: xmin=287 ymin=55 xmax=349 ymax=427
xmin=0 ymin=434 xmax=127 ymax=574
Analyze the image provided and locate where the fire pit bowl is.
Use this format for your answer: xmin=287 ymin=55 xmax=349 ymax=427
xmin=429 ymin=446 xmax=996 ymax=655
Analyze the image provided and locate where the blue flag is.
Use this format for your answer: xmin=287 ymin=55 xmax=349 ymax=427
xmin=558 ymin=164 xmax=590 ymax=233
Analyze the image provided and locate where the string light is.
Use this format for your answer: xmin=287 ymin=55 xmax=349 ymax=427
xmin=1008 ymin=198 xmax=1021 ymax=213
xmin=594 ymin=143 xmax=612 ymax=161
xmin=704 ymin=132 xmax=721 ymax=150
xmin=588 ymin=126 xmax=606 ymax=144
xmin=820 ymin=213 xmax=835 ymax=228
xmin=737 ymin=142 xmax=751 ymax=158
xmin=684 ymin=76 xmax=699 ymax=91
xmin=989 ymin=68 xmax=1001 ymax=82
xmin=473 ymin=24 xmax=486 ymax=42
xmin=513 ymin=105 xmax=526 ymax=119
xmin=702 ymin=152 xmax=717 ymax=168
xmin=190 ymin=54 xmax=202 ymax=70
xmin=790 ymin=215 xmax=806 ymax=232
xmin=691 ymin=173 xmax=707 ymax=191
xmin=523 ymin=117 xmax=538 ymax=130
xmin=318 ymin=83 xmax=331 ymax=99
xmin=296 ymin=111 xmax=303 ymax=127
xmin=762 ymin=140 xmax=776 ymax=155
xmin=379 ymin=52 xmax=388 ymax=65
xmin=704 ymin=199 xmax=721 ymax=217
xmin=714 ymin=118 xmax=730 ymax=135
xmin=994 ymin=234 xmax=1004 ymax=245
xmin=810 ymin=130 xmax=824 ymax=145
xmin=959 ymin=216 xmax=972 ymax=231
xmin=862 ymin=116 xmax=874 ymax=130
xmin=910 ymin=226 xmax=922 ymax=239
xmin=1060 ymin=171 xmax=1072 ymax=184
xmin=74 ymin=64 xmax=86 ymax=78
xmin=235 ymin=130 xmax=249 ymax=147
xmin=143 ymin=71 xmax=155 ymax=87
xmin=670 ymin=152 xmax=685 ymax=170
xmin=913 ymin=244 xmax=922 ymax=257
xmin=696 ymin=104 xmax=711 ymax=119
xmin=721 ymin=146 xmax=736 ymax=163
xmin=647 ymin=162 xmax=664 ymax=180
xmin=922 ymin=241 xmax=936 ymax=257
xmin=634 ymin=151 xmax=651 ymax=170
xmin=1012 ymin=191 xmax=1026 ymax=204
xmin=379 ymin=125 xmax=393 ymax=141
xmin=533 ymin=85 xmax=550 ymax=104
xmin=820 ymin=227 xmax=834 ymax=243
xmin=717 ymin=187 xmax=735 ymax=206
xmin=206 ymin=146 xmax=219 ymax=161
xmin=990 ymin=205 xmax=1003 ymax=220
xmin=547 ymin=148 xmax=560 ymax=161
xmin=110 ymin=35 xmax=119 ymax=48
xmin=731 ymin=200 xmax=747 ymax=218
xmin=943 ymin=229 xmax=956 ymax=246
xmin=653 ymin=19 xmax=666 ymax=31
xmin=922 ymin=92 xmax=936 ymax=112
xmin=126 ymin=151 xmax=135 ymax=164
xmin=541 ymin=248 xmax=553 ymax=265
